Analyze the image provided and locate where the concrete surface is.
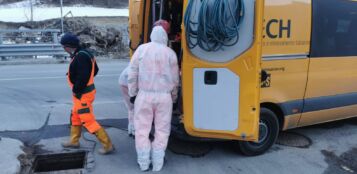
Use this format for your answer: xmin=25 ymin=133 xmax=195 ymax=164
xmin=0 ymin=138 xmax=23 ymax=174
xmin=33 ymin=123 xmax=357 ymax=174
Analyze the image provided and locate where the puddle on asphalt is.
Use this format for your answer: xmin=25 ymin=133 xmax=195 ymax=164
xmin=276 ymin=131 xmax=312 ymax=148
xmin=322 ymin=148 xmax=357 ymax=174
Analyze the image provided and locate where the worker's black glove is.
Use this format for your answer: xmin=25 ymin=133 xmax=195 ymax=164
xmin=173 ymin=102 xmax=178 ymax=111
xmin=130 ymin=96 xmax=136 ymax=104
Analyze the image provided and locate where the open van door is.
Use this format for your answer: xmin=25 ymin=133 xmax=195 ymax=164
xmin=128 ymin=0 xmax=149 ymax=55
xmin=182 ymin=0 xmax=264 ymax=141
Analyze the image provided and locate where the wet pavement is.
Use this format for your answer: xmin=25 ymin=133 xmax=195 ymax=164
xmin=322 ymin=148 xmax=357 ymax=174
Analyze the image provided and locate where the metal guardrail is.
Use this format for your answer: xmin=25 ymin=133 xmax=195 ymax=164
xmin=0 ymin=44 xmax=66 ymax=57
xmin=0 ymin=29 xmax=67 ymax=58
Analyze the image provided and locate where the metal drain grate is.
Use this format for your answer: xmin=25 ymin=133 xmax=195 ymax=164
xmin=32 ymin=151 xmax=86 ymax=172
xmin=276 ymin=132 xmax=312 ymax=148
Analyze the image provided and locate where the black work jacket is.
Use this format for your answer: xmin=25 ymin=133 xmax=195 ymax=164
xmin=68 ymin=48 xmax=99 ymax=94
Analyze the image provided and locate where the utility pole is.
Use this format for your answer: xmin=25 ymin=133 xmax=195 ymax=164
xmin=159 ymin=0 xmax=164 ymax=19
xmin=60 ymin=0 xmax=64 ymax=33
xmin=30 ymin=0 xmax=33 ymax=21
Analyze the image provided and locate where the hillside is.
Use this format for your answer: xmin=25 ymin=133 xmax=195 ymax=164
xmin=0 ymin=0 xmax=130 ymax=58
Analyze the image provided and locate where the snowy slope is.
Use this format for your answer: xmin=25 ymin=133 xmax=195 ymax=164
xmin=0 ymin=1 xmax=32 ymax=8
xmin=0 ymin=1 xmax=128 ymax=22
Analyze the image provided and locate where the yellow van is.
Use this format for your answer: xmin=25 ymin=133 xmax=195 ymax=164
xmin=128 ymin=0 xmax=357 ymax=156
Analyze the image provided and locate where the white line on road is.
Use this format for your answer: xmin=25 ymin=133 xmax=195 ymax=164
xmin=41 ymin=100 xmax=125 ymax=107
xmin=0 ymin=74 xmax=120 ymax=81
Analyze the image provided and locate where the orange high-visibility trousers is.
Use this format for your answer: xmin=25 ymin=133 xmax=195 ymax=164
xmin=70 ymin=90 xmax=101 ymax=133
xmin=68 ymin=51 xmax=101 ymax=134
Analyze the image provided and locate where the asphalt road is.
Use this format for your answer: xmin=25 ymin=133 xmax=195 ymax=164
xmin=0 ymin=60 xmax=129 ymax=131
xmin=0 ymin=60 xmax=356 ymax=174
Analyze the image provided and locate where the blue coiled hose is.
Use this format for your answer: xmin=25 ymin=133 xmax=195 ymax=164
xmin=184 ymin=0 xmax=244 ymax=52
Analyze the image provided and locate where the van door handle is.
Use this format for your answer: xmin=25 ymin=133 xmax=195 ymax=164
xmin=261 ymin=70 xmax=268 ymax=82
xmin=204 ymin=71 xmax=217 ymax=85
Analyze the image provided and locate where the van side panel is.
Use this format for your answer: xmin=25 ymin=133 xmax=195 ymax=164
xmin=261 ymin=59 xmax=309 ymax=130
xmin=261 ymin=0 xmax=311 ymax=130
xmin=299 ymin=57 xmax=357 ymax=126
xmin=299 ymin=0 xmax=357 ymax=127
xmin=262 ymin=0 xmax=311 ymax=56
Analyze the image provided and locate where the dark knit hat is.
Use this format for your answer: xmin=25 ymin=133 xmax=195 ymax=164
xmin=60 ymin=33 xmax=80 ymax=48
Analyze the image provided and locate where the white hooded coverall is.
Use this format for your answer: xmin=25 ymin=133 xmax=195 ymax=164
xmin=118 ymin=65 xmax=135 ymax=136
xmin=128 ymin=26 xmax=179 ymax=171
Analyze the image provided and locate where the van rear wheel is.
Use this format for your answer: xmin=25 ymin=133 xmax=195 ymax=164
xmin=236 ymin=108 xmax=279 ymax=156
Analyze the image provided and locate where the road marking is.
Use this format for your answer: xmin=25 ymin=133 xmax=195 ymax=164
xmin=41 ymin=100 xmax=126 ymax=107
xmin=0 ymin=74 xmax=120 ymax=81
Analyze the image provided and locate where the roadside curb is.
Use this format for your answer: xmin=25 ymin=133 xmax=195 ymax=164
xmin=0 ymin=57 xmax=129 ymax=66
xmin=0 ymin=59 xmax=69 ymax=65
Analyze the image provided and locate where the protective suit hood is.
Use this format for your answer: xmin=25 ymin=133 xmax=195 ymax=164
xmin=150 ymin=26 xmax=168 ymax=45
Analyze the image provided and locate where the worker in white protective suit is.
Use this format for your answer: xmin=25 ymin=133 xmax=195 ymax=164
xmin=128 ymin=25 xmax=179 ymax=172
xmin=118 ymin=65 xmax=135 ymax=136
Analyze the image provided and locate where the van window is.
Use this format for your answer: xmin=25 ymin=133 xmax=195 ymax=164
xmin=311 ymin=0 xmax=357 ymax=57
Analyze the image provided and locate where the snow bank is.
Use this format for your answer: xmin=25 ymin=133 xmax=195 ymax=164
xmin=0 ymin=0 xmax=36 ymax=8
xmin=0 ymin=5 xmax=128 ymax=23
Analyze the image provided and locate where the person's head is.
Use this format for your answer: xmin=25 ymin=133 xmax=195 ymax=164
xmin=153 ymin=20 xmax=170 ymax=34
xmin=60 ymin=33 xmax=80 ymax=55
xmin=150 ymin=26 xmax=168 ymax=45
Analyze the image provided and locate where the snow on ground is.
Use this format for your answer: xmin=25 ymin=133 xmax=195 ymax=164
xmin=0 ymin=1 xmax=128 ymax=23
xmin=0 ymin=0 xmax=37 ymax=8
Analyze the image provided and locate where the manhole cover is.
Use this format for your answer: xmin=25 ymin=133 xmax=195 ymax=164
xmin=32 ymin=151 xmax=86 ymax=173
xmin=276 ymin=132 xmax=312 ymax=148
xmin=168 ymin=137 xmax=212 ymax=158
